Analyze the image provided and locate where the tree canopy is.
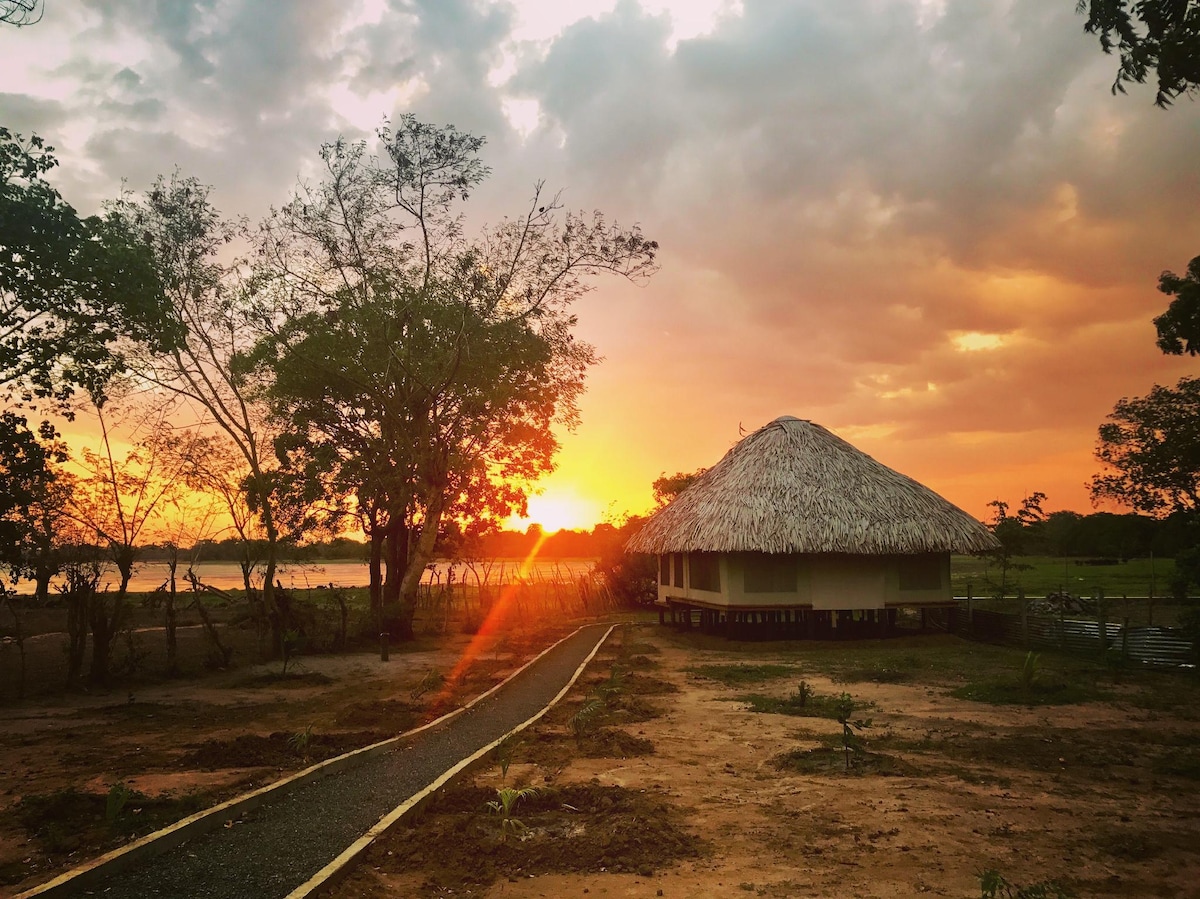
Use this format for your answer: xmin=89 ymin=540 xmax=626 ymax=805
xmin=1 ymin=128 xmax=175 ymax=411
xmin=1153 ymin=254 xmax=1200 ymax=355
xmin=249 ymin=116 xmax=658 ymax=636
xmin=1076 ymin=0 xmax=1200 ymax=107
xmin=1091 ymin=376 xmax=1200 ymax=514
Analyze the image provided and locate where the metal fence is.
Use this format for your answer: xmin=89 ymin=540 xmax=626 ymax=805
xmin=944 ymin=606 xmax=1194 ymax=668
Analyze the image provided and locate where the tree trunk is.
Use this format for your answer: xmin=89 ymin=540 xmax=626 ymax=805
xmin=64 ymin=576 xmax=91 ymax=688
xmin=3 ymin=596 xmax=26 ymax=701
xmin=396 ymin=497 xmax=446 ymax=641
xmin=257 ymin=478 xmax=284 ymax=656
xmin=34 ymin=564 xmax=53 ymax=606
xmin=368 ymin=530 xmax=383 ymax=631
xmin=89 ymin=557 xmax=132 ymax=685
xmin=164 ymin=555 xmax=179 ymax=676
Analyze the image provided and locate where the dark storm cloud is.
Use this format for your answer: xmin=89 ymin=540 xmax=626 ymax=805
xmin=0 ymin=92 xmax=67 ymax=135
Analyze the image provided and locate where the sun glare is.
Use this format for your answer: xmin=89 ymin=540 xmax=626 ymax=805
xmin=509 ymin=491 xmax=600 ymax=533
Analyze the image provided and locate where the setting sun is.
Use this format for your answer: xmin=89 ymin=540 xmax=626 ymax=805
xmin=507 ymin=489 xmax=603 ymax=533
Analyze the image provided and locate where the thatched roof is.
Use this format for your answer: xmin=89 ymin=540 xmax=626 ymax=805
xmin=626 ymin=417 xmax=1000 ymax=556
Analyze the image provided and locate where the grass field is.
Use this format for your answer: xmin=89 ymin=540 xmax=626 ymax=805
xmin=951 ymin=554 xmax=1178 ymax=599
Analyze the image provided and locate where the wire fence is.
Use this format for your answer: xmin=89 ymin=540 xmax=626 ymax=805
xmin=941 ymin=604 xmax=1195 ymax=668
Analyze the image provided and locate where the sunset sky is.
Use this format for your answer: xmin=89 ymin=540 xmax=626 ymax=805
xmin=3 ymin=0 xmax=1199 ymax=533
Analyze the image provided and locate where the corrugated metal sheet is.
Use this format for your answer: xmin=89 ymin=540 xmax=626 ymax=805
xmin=947 ymin=606 xmax=1194 ymax=668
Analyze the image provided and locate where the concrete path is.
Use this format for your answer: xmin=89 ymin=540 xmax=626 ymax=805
xmin=23 ymin=623 xmax=613 ymax=899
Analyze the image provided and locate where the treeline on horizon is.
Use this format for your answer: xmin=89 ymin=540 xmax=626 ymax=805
xmin=131 ymin=510 xmax=1193 ymax=565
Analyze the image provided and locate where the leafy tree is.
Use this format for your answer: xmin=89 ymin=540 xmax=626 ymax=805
xmin=651 ymin=468 xmax=706 ymax=506
xmin=2 ymin=129 xmax=173 ymax=410
xmin=111 ymin=174 xmax=298 ymax=655
xmin=66 ymin=403 xmax=181 ymax=683
xmin=1076 ymin=0 xmax=1200 ymax=107
xmin=251 ymin=117 xmax=657 ymax=639
xmin=985 ymin=493 xmax=1047 ymax=597
xmin=3 ymin=128 xmax=174 ymax=611
xmin=1153 ymin=254 xmax=1200 ymax=355
xmin=1091 ymin=377 xmax=1200 ymax=514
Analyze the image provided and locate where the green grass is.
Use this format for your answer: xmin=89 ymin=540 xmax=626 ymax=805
xmin=950 ymin=677 xmax=1106 ymax=706
xmin=686 ymin=663 xmax=799 ymax=686
xmin=951 ymin=554 xmax=1178 ymax=601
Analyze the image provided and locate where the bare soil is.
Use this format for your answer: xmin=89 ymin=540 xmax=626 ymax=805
xmin=335 ymin=625 xmax=1200 ymax=899
xmin=0 ymin=619 xmax=580 ymax=895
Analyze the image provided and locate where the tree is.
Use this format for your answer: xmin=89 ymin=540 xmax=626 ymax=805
xmin=1153 ymin=255 xmax=1200 ymax=355
xmin=3 ymin=129 xmax=174 ymax=603
xmin=1076 ymin=0 xmax=1200 ymax=107
xmin=985 ymin=492 xmax=1047 ymax=597
xmin=2 ymin=129 xmax=173 ymax=411
xmin=1091 ymin=377 xmax=1200 ymax=514
xmin=251 ymin=117 xmax=657 ymax=639
xmin=67 ymin=402 xmax=181 ymax=684
xmin=111 ymin=174 xmax=295 ymax=655
xmin=651 ymin=468 xmax=706 ymax=506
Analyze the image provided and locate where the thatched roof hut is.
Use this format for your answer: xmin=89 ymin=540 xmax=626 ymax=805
xmin=628 ymin=417 xmax=998 ymax=634
xmin=627 ymin=416 xmax=998 ymax=556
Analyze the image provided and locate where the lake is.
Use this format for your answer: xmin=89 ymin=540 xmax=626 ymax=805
xmin=6 ymin=558 xmax=600 ymax=595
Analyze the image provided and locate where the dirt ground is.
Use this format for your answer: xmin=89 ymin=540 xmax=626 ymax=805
xmin=0 ymin=619 xmax=580 ymax=895
xmin=337 ymin=625 xmax=1200 ymax=899
xmin=4 ymin=619 xmax=1199 ymax=898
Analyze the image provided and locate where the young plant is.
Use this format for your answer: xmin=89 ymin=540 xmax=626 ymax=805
xmin=790 ymin=680 xmax=814 ymax=708
xmin=569 ymin=698 xmax=605 ymax=745
xmin=288 ymin=724 xmax=314 ymax=760
xmin=281 ymin=629 xmax=304 ymax=675
xmin=1019 ymin=651 xmax=1041 ymax=703
xmin=594 ymin=666 xmax=627 ymax=703
xmin=492 ymin=734 xmax=521 ymax=783
xmin=105 ymin=782 xmax=133 ymax=826
xmin=834 ymin=693 xmax=872 ymax=772
xmin=410 ymin=667 xmax=445 ymax=701
xmin=486 ymin=786 xmax=538 ymax=842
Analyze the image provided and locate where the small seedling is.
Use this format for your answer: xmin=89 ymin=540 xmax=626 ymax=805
xmin=1019 ymin=652 xmax=1041 ymax=703
xmin=281 ymin=629 xmax=304 ymax=675
xmin=486 ymin=786 xmax=538 ymax=842
xmin=790 ymin=680 xmax=814 ymax=708
xmin=569 ymin=698 xmax=605 ymax=745
xmin=105 ymin=783 xmax=133 ymax=826
xmin=492 ymin=734 xmax=521 ymax=783
xmin=288 ymin=724 xmax=314 ymax=759
xmin=834 ymin=692 xmax=872 ymax=772
xmin=594 ymin=666 xmax=626 ymax=702
xmin=410 ymin=667 xmax=445 ymax=701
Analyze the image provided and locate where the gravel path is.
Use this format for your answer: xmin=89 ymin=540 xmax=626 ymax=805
xmin=66 ymin=624 xmax=611 ymax=899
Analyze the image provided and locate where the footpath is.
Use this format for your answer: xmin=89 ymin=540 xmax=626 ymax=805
xmin=22 ymin=623 xmax=613 ymax=899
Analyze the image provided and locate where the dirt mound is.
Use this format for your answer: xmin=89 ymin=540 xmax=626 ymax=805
xmin=333 ymin=698 xmax=419 ymax=730
xmin=178 ymin=730 xmax=389 ymax=770
xmin=771 ymin=746 xmax=918 ymax=777
xmin=5 ymin=788 xmax=211 ymax=885
xmin=360 ymin=782 xmax=705 ymax=892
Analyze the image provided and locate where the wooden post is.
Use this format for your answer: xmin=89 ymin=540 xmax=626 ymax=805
xmin=1097 ymin=588 xmax=1107 ymax=661
xmin=1058 ymin=597 xmax=1066 ymax=650
xmin=1018 ymin=588 xmax=1028 ymax=648
xmin=380 ymin=629 xmax=389 ymax=662
xmin=966 ymin=583 xmax=973 ymax=635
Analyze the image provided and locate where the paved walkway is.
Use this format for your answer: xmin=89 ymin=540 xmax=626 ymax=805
xmin=45 ymin=624 xmax=612 ymax=899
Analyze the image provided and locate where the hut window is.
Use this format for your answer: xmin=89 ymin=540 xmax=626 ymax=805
xmin=744 ymin=553 xmax=797 ymax=593
xmin=899 ymin=554 xmax=942 ymax=591
xmin=659 ymin=555 xmax=670 ymax=585
xmin=673 ymin=554 xmax=684 ymax=587
xmin=689 ymin=553 xmax=721 ymax=592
